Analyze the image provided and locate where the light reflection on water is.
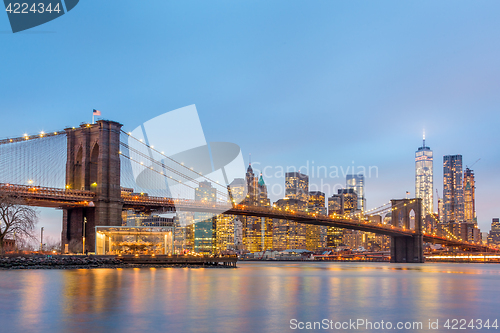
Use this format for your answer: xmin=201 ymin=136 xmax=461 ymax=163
xmin=0 ymin=262 xmax=499 ymax=332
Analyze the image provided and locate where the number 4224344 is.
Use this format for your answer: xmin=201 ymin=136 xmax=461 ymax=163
xmin=5 ymin=3 xmax=62 ymax=14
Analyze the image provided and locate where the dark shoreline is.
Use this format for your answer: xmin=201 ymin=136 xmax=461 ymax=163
xmin=0 ymin=255 xmax=238 ymax=270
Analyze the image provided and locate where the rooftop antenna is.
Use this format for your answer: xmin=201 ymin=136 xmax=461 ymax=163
xmin=249 ymin=153 xmax=251 ymax=166
xmin=423 ymin=129 xmax=426 ymax=147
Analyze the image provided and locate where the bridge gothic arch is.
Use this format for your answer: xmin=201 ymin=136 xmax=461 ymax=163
xmin=89 ymin=142 xmax=99 ymax=188
xmin=74 ymin=146 xmax=83 ymax=190
xmin=390 ymin=198 xmax=424 ymax=263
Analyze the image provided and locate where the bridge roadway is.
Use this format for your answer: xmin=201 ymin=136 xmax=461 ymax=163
xmin=0 ymin=183 xmax=95 ymax=208
xmin=0 ymin=184 xmax=496 ymax=252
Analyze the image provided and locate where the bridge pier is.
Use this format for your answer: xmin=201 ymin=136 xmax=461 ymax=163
xmin=62 ymin=121 xmax=123 ymax=253
xmin=390 ymin=235 xmax=424 ymax=263
xmin=390 ymin=198 xmax=425 ymax=263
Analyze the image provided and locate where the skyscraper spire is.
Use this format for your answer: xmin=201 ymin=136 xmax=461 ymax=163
xmin=258 ymin=172 xmax=265 ymax=186
xmin=423 ymin=129 xmax=426 ymax=148
xmin=249 ymin=153 xmax=251 ymax=166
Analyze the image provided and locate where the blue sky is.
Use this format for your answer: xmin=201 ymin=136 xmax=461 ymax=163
xmin=1 ymin=0 xmax=500 ymax=240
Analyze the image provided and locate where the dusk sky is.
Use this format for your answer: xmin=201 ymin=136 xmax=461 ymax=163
xmin=2 ymin=0 xmax=500 ymax=240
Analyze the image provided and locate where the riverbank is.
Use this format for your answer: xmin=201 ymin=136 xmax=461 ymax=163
xmin=0 ymin=254 xmax=238 ymax=269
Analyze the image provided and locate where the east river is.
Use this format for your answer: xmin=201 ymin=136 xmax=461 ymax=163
xmin=1 ymin=262 xmax=500 ymax=332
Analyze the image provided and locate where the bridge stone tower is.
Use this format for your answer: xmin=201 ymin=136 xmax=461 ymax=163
xmin=62 ymin=120 xmax=123 ymax=253
xmin=390 ymin=198 xmax=424 ymax=263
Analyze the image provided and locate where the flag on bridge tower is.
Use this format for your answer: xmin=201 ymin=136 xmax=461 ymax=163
xmin=92 ymin=109 xmax=101 ymax=124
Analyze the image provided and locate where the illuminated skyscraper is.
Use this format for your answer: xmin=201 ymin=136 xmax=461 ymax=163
xmin=415 ymin=134 xmax=433 ymax=216
xmin=346 ymin=174 xmax=365 ymax=212
xmin=285 ymin=171 xmax=309 ymax=203
xmin=463 ymin=167 xmax=476 ymax=224
xmin=327 ymin=195 xmax=342 ymax=215
xmin=338 ymin=188 xmax=358 ymax=214
xmin=243 ymin=165 xmax=273 ymax=252
xmin=215 ymin=214 xmax=236 ymax=253
xmin=246 ymin=163 xmax=258 ymax=203
xmin=194 ymin=181 xmax=217 ymax=253
xmin=443 ymin=155 xmax=464 ymax=223
xmin=228 ymin=178 xmax=246 ymax=204
xmin=307 ymin=191 xmax=326 ymax=250
xmin=487 ymin=218 xmax=500 ymax=245
xmin=258 ymin=173 xmax=271 ymax=207
xmin=326 ymin=190 xmax=357 ymax=249
xmin=308 ymin=191 xmax=326 ymax=213
xmin=273 ymin=198 xmax=307 ymax=250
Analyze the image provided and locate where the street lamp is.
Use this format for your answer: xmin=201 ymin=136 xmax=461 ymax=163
xmin=40 ymin=227 xmax=44 ymax=252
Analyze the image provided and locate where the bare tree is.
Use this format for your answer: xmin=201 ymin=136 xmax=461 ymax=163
xmin=44 ymin=236 xmax=62 ymax=253
xmin=0 ymin=195 xmax=39 ymax=254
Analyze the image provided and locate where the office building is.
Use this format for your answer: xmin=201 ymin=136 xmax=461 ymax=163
xmin=415 ymin=135 xmax=433 ymax=216
xmin=258 ymin=173 xmax=271 ymax=207
xmin=228 ymin=178 xmax=246 ymax=204
xmin=338 ymin=188 xmax=358 ymax=214
xmin=443 ymin=155 xmax=464 ymax=223
xmin=215 ymin=214 xmax=236 ymax=253
xmin=307 ymin=191 xmax=326 ymax=250
xmin=194 ymin=181 xmax=217 ymax=253
xmin=273 ymin=198 xmax=307 ymax=250
xmin=242 ymin=164 xmax=273 ymax=252
xmin=463 ymin=167 xmax=476 ymax=224
xmin=346 ymin=174 xmax=366 ymax=212
xmin=285 ymin=171 xmax=309 ymax=203
xmin=487 ymin=218 xmax=500 ymax=245
xmin=246 ymin=163 xmax=258 ymax=203
xmin=328 ymin=195 xmax=342 ymax=216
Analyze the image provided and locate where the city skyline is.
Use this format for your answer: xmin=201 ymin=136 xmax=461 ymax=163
xmin=2 ymin=1 xmax=500 ymax=240
xmin=3 ymin=2 xmax=500 ymax=332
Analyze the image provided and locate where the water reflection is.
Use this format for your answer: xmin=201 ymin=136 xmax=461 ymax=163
xmin=0 ymin=263 xmax=499 ymax=332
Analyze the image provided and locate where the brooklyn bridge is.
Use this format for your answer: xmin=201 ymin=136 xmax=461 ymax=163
xmin=0 ymin=120 xmax=495 ymax=262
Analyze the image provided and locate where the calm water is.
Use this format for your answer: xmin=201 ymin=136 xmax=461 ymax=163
xmin=1 ymin=262 xmax=500 ymax=332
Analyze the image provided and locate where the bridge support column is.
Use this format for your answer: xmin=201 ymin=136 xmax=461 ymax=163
xmin=62 ymin=120 xmax=123 ymax=253
xmin=390 ymin=234 xmax=424 ymax=263
xmin=390 ymin=198 xmax=425 ymax=263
